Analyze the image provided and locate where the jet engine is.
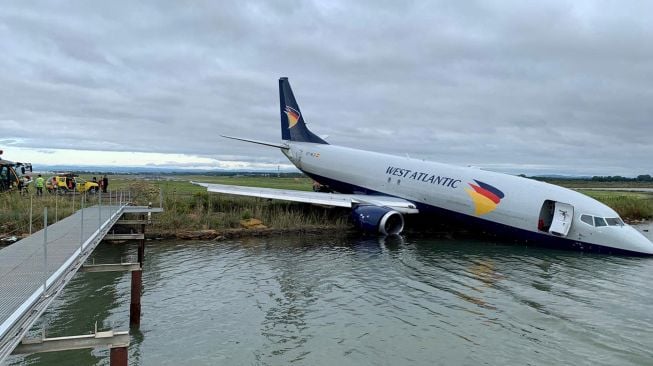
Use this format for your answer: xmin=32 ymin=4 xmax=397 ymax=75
xmin=351 ymin=205 xmax=404 ymax=235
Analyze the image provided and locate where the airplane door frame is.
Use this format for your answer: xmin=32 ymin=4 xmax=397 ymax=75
xmin=549 ymin=202 xmax=574 ymax=237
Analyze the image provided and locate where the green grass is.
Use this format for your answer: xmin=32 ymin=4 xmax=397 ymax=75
xmin=579 ymin=190 xmax=653 ymax=220
xmin=2 ymin=175 xmax=652 ymax=238
xmin=182 ymin=175 xmax=315 ymax=190
xmin=139 ymin=176 xmax=653 ymax=224
xmin=0 ymin=191 xmax=95 ymax=235
xmin=549 ymin=180 xmax=653 ymax=189
xmin=0 ymin=176 xmax=346 ymax=237
xmin=152 ymin=176 xmax=314 ymax=198
xmin=146 ymin=176 xmax=345 ymax=232
xmin=154 ymin=190 xmax=348 ymax=233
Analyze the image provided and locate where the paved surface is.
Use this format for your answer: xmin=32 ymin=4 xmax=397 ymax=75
xmin=0 ymin=204 xmax=126 ymax=362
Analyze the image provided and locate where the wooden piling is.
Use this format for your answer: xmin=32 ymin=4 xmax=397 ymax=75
xmin=110 ymin=346 xmax=128 ymax=366
xmin=138 ymin=217 xmax=145 ymax=264
xmin=130 ymin=269 xmax=142 ymax=328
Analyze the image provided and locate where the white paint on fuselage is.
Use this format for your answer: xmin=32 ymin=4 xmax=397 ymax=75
xmin=284 ymin=142 xmax=653 ymax=254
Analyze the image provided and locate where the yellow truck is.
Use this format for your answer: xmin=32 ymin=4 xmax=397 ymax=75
xmin=46 ymin=173 xmax=99 ymax=194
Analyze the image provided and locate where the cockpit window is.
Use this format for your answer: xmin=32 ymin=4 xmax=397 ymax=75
xmin=605 ymin=217 xmax=624 ymax=226
xmin=580 ymin=215 xmax=593 ymax=226
xmin=594 ymin=217 xmax=607 ymax=227
xmin=581 ymin=214 xmax=625 ymax=227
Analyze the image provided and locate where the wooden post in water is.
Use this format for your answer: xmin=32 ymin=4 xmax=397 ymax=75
xmin=130 ymin=269 xmax=142 ymax=328
xmin=110 ymin=346 xmax=128 ymax=366
xmin=138 ymin=215 xmax=145 ymax=264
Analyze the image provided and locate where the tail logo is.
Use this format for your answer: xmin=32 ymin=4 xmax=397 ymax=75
xmin=465 ymin=180 xmax=505 ymax=215
xmin=284 ymin=106 xmax=300 ymax=128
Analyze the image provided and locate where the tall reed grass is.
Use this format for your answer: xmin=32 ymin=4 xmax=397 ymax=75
xmin=583 ymin=193 xmax=653 ymax=220
xmin=154 ymin=190 xmax=349 ymax=232
xmin=0 ymin=191 xmax=88 ymax=236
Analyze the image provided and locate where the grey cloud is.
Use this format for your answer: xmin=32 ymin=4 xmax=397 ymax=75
xmin=1 ymin=0 xmax=652 ymax=176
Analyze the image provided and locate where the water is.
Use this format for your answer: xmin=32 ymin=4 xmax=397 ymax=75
xmin=7 ymin=233 xmax=653 ymax=365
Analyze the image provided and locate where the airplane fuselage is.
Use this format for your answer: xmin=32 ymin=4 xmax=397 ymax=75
xmin=283 ymin=142 xmax=653 ymax=254
xmin=209 ymin=77 xmax=653 ymax=255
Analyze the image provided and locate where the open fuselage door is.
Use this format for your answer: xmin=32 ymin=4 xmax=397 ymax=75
xmin=549 ymin=202 xmax=574 ymax=237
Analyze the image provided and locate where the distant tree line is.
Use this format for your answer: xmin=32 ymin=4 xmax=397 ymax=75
xmin=69 ymin=170 xmax=307 ymax=178
xmin=589 ymin=174 xmax=652 ymax=182
xmin=522 ymin=174 xmax=653 ymax=182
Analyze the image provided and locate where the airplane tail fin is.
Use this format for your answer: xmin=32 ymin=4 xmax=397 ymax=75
xmin=279 ymin=77 xmax=328 ymax=144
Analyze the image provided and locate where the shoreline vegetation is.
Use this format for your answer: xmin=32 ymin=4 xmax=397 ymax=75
xmin=1 ymin=175 xmax=652 ymax=241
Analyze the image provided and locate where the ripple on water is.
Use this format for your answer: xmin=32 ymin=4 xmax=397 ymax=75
xmin=8 ymin=235 xmax=653 ymax=366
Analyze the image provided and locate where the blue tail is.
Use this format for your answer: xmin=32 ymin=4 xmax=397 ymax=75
xmin=279 ymin=77 xmax=328 ymax=144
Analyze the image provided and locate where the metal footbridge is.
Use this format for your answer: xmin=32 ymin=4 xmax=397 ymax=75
xmin=0 ymin=202 xmax=161 ymax=364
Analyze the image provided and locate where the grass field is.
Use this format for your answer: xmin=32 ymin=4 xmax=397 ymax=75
xmin=0 ymin=175 xmax=345 ymax=237
xmin=0 ymin=191 xmax=96 ymax=237
xmin=115 ymin=175 xmax=653 ymax=224
xmin=147 ymin=176 xmax=345 ymax=233
xmin=577 ymin=190 xmax=653 ymax=221
xmin=544 ymin=180 xmax=653 ymax=189
xmin=2 ymin=174 xmax=652 ymax=238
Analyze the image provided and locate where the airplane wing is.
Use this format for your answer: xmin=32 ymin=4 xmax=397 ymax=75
xmin=191 ymin=182 xmax=419 ymax=214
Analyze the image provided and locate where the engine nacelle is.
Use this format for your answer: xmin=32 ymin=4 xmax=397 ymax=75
xmin=351 ymin=205 xmax=404 ymax=235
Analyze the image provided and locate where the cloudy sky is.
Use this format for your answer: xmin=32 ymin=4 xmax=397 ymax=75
xmin=1 ymin=1 xmax=651 ymax=176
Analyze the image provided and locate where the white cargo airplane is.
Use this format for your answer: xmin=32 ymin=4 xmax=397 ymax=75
xmin=194 ymin=77 xmax=653 ymax=255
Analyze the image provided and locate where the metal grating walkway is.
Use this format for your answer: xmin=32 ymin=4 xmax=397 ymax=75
xmin=0 ymin=204 xmax=159 ymax=362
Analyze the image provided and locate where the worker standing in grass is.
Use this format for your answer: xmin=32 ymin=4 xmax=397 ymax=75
xmin=35 ymin=174 xmax=44 ymax=196
xmin=102 ymin=175 xmax=108 ymax=193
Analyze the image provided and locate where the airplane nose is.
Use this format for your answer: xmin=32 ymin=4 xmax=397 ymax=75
xmin=624 ymin=226 xmax=653 ymax=255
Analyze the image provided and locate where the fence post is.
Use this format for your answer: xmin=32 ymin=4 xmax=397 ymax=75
xmin=55 ymin=193 xmax=58 ymax=222
xmin=80 ymin=194 xmax=85 ymax=251
xmin=43 ymin=207 xmax=48 ymax=293
xmin=29 ymin=194 xmax=33 ymax=235
xmin=99 ymin=191 xmax=102 ymax=229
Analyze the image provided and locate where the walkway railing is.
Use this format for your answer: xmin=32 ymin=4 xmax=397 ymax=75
xmin=0 ymin=191 xmax=137 ymax=362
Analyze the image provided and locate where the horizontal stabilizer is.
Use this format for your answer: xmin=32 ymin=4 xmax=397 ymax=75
xmin=220 ymin=135 xmax=288 ymax=149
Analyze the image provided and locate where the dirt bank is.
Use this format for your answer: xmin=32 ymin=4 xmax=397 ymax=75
xmin=147 ymin=225 xmax=348 ymax=241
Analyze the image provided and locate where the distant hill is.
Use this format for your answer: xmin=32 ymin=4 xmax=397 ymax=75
xmin=530 ymin=174 xmax=593 ymax=180
xmin=33 ymin=164 xmax=300 ymax=175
